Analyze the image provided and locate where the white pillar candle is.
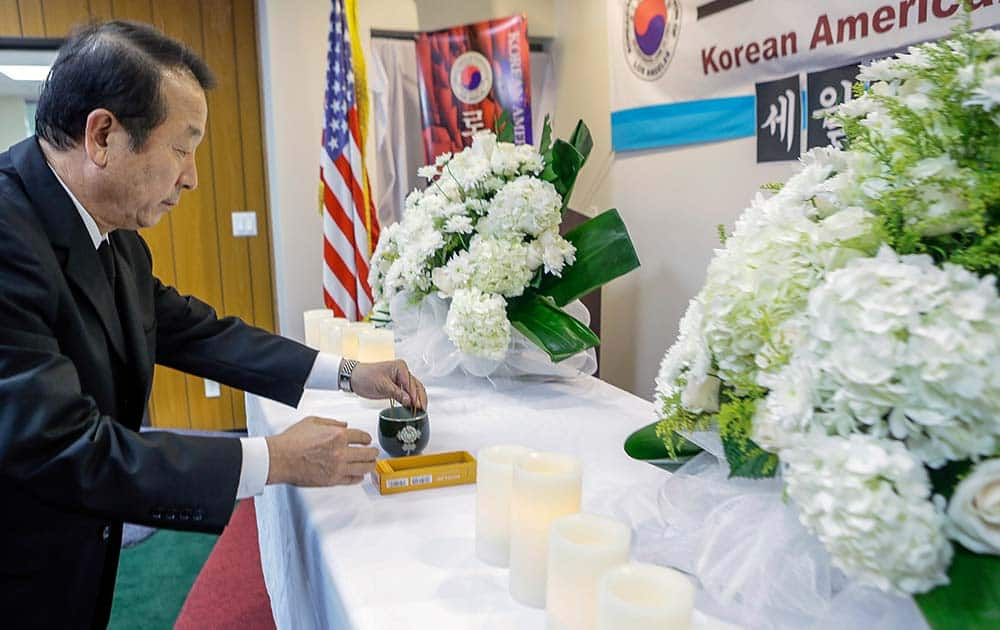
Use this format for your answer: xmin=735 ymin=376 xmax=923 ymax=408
xmin=546 ymin=514 xmax=631 ymax=630
xmin=340 ymin=321 xmax=372 ymax=361
xmin=318 ymin=317 xmax=349 ymax=354
xmin=358 ymin=328 xmax=396 ymax=407
xmin=509 ymin=452 xmax=582 ymax=608
xmin=303 ymin=309 xmax=334 ymax=349
xmin=597 ymin=563 xmax=695 ymax=630
xmin=357 ymin=328 xmax=395 ymax=362
xmin=475 ymin=445 xmax=535 ymax=567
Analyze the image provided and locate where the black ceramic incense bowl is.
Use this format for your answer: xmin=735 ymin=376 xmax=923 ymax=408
xmin=378 ymin=406 xmax=429 ymax=457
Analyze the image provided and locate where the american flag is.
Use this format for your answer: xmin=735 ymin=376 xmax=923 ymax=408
xmin=321 ymin=0 xmax=380 ymax=320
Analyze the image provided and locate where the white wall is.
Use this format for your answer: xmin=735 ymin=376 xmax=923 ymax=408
xmin=0 ymin=95 xmax=28 ymax=151
xmin=550 ymin=0 xmax=613 ymax=216
xmin=257 ymin=0 xmax=330 ymax=341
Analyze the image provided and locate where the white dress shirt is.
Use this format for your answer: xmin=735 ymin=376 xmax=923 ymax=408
xmin=47 ymin=164 xmax=341 ymax=499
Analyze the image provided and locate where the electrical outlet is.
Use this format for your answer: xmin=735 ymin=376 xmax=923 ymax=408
xmin=204 ymin=379 xmax=221 ymax=398
xmin=231 ymin=211 xmax=258 ymax=237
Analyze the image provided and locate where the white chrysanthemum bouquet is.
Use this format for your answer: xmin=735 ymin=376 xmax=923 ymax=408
xmin=640 ymin=27 xmax=1000 ymax=620
xmin=370 ymin=117 xmax=639 ymax=374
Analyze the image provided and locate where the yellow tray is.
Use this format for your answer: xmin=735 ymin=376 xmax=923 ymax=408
xmin=372 ymin=451 xmax=477 ymax=495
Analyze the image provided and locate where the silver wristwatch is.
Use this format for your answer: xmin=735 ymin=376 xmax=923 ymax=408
xmin=338 ymin=359 xmax=359 ymax=392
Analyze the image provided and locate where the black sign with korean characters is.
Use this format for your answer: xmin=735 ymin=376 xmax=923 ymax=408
xmin=807 ymin=62 xmax=861 ymax=151
xmin=756 ymin=75 xmax=801 ymax=163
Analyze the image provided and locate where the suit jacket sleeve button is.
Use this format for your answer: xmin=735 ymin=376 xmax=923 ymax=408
xmin=193 ymin=509 xmax=204 ymax=521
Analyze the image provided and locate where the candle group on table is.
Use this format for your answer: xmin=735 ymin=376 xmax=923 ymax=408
xmin=475 ymin=445 xmax=696 ymax=629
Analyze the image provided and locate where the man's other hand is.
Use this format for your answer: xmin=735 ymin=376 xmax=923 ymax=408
xmin=265 ymin=416 xmax=378 ymax=486
xmin=351 ymin=359 xmax=428 ymax=410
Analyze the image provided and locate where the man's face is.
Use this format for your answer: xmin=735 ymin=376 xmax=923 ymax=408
xmin=102 ymin=70 xmax=207 ymax=230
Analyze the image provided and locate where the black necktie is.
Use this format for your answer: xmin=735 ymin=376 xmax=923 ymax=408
xmin=97 ymin=239 xmax=116 ymax=290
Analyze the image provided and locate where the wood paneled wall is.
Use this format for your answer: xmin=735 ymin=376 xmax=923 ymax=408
xmin=0 ymin=0 xmax=276 ymax=431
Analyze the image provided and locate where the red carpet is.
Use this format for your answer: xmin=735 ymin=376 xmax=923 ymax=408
xmin=175 ymin=499 xmax=276 ymax=629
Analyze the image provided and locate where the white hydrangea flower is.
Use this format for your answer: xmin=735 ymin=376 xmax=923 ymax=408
xmin=464 ymin=236 xmax=535 ymax=297
xmin=694 ymin=166 xmax=875 ymax=390
xmin=444 ymin=287 xmax=511 ymax=360
xmin=761 ymin=246 xmax=1000 ymax=467
xmin=478 ymin=175 xmax=563 ymax=238
xmin=782 ymin=433 xmax=952 ymax=594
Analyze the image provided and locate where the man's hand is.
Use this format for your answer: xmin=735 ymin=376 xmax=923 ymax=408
xmin=265 ymin=416 xmax=378 ymax=486
xmin=350 ymin=359 xmax=428 ymax=410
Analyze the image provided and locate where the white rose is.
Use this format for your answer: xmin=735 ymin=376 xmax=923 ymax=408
xmin=946 ymin=459 xmax=1000 ymax=554
xmin=680 ymin=375 xmax=720 ymax=413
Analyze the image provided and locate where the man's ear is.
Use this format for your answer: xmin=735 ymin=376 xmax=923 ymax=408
xmin=83 ymin=108 xmax=116 ymax=168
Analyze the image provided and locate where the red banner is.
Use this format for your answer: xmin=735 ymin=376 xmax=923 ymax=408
xmin=415 ymin=14 xmax=533 ymax=164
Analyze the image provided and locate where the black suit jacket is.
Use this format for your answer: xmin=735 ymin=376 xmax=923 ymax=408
xmin=0 ymin=137 xmax=318 ymax=629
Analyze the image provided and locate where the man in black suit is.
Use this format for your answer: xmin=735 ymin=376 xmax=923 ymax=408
xmin=0 ymin=21 xmax=426 ymax=629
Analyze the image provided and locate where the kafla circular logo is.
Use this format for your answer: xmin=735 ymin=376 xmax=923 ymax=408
xmin=450 ymin=51 xmax=493 ymax=104
xmin=625 ymin=0 xmax=681 ymax=81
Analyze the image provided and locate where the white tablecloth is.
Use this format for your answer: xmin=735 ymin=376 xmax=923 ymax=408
xmin=246 ymin=373 xmax=686 ymax=630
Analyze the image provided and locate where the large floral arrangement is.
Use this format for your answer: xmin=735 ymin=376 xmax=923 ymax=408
xmin=645 ymin=27 xmax=999 ymax=622
xmin=370 ymin=117 xmax=639 ymax=373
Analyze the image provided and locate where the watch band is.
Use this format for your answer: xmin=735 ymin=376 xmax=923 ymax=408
xmin=338 ymin=359 xmax=359 ymax=392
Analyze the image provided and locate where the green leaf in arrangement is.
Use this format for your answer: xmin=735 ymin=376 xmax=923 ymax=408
xmin=929 ymin=459 xmax=974 ymax=502
xmin=495 ymin=109 xmax=515 ymax=143
xmin=916 ymin=547 xmax=1000 ymax=630
xmin=537 ymin=209 xmax=641 ymax=307
xmin=568 ymin=119 xmax=594 ymax=164
xmin=718 ymin=398 xmax=779 ymax=479
xmin=624 ymin=422 xmax=703 ymax=461
xmin=544 ymin=139 xmax=586 ymax=208
xmin=722 ymin=435 xmax=779 ymax=478
xmin=507 ymin=293 xmax=599 ymax=362
xmin=538 ymin=114 xmax=553 ymax=156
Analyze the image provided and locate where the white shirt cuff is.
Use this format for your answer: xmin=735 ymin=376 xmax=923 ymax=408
xmin=236 ymin=436 xmax=270 ymax=499
xmin=304 ymin=351 xmax=343 ymax=391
